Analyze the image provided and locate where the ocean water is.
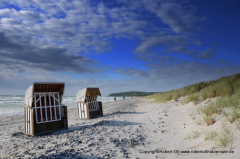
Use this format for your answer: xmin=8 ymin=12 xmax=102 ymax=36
xmin=0 ymin=95 xmax=132 ymax=115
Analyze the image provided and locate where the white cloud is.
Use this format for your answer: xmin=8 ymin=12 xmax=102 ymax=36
xmin=1 ymin=18 xmax=21 ymax=25
xmin=135 ymin=34 xmax=193 ymax=54
xmin=141 ymin=0 xmax=205 ymax=33
xmin=164 ymin=46 xmax=196 ymax=54
xmin=196 ymin=48 xmax=216 ymax=59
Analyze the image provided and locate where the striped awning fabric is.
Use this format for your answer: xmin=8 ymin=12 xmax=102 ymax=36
xmin=33 ymin=83 xmax=64 ymax=95
xmin=76 ymin=88 xmax=101 ymax=102
xmin=25 ymin=82 xmax=65 ymax=107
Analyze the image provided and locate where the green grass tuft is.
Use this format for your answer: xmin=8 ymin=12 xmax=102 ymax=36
xmin=228 ymin=108 xmax=240 ymax=123
xmin=197 ymin=90 xmax=240 ymax=124
xmin=205 ymin=130 xmax=217 ymax=141
xmin=217 ymin=123 xmax=233 ymax=148
xmin=203 ymin=115 xmax=216 ymax=126
xmin=235 ymin=119 xmax=240 ymax=130
xmin=184 ymin=93 xmax=199 ymax=105
xmin=185 ymin=130 xmax=200 ymax=140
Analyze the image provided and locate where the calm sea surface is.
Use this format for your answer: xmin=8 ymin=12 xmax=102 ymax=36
xmin=0 ymin=95 xmax=131 ymax=115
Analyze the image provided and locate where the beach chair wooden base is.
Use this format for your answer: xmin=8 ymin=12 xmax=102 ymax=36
xmin=24 ymin=105 xmax=68 ymax=136
xmin=77 ymin=101 xmax=103 ymax=119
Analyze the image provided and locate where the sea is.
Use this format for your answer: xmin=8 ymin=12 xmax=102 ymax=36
xmin=0 ymin=95 xmax=132 ymax=115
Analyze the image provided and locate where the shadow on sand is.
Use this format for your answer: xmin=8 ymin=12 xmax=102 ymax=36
xmin=103 ymin=111 xmax=145 ymax=117
xmin=56 ymin=120 xmax=144 ymax=134
xmin=37 ymin=153 xmax=103 ymax=159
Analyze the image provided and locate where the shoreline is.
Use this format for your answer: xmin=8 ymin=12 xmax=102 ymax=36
xmin=0 ymin=97 xmax=139 ymax=117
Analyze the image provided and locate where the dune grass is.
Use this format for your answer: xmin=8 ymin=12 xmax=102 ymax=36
xmin=194 ymin=118 xmax=203 ymax=125
xmin=205 ymin=130 xmax=217 ymax=141
xmin=146 ymin=73 xmax=240 ymax=103
xmin=183 ymin=93 xmax=199 ymax=105
xmin=145 ymin=81 xmax=211 ymax=103
xmin=203 ymin=115 xmax=216 ymax=126
xmin=198 ymin=89 xmax=240 ymax=125
xmin=217 ymin=123 xmax=233 ymax=148
xmin=185 ymin=130 xmax=200 ymax=140
xmin=235 ymin=119 xmax=240 ymax=130
xmin=204 ymin=124 xmax=233 ymax=149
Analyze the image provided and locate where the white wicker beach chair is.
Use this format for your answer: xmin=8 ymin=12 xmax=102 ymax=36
xmin=24 ymin=82 xmax=68 ymax=136
xmin=76 ymin=88 xmax=103 ymax=119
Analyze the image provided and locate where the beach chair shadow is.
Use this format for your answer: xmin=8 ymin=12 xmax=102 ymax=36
xmin=103 ymin=111 xmax=145 ymax=117
xmin=68 ymin=120 xmax=144 ymax=131
xmin=39 ymin=120 xmax=144 ymax=136
xmin=35 ymin=153 xmax=100 ymax=159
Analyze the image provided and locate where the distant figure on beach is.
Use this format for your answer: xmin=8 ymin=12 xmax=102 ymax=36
xmin=123 ymin=96 xmax=125 ymax=100
xmin=132 ymin=97 xmax=133 ymax=98
xmin=114 ymin=97 xmax=116 ymax=101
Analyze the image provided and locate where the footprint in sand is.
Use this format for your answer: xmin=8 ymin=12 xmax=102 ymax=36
xmin=161 ymin=130 xmax=166 ymax=133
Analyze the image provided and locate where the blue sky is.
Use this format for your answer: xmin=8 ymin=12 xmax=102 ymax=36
xmin=0 ymin=0 xmax=239 ymax=96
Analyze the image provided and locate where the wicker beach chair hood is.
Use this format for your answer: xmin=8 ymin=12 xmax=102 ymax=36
xmin=25 ymin=82 xmax=65 ymax=107
xmin=76 ymin=88 xmax=101 ymax=102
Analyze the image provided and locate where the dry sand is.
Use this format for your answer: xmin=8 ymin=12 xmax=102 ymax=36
xmin=0 ymin=97 xmax=239 ymax=158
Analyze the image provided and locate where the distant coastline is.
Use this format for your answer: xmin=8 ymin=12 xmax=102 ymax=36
xmin=108 ymin=91 xmax=161 ymax=97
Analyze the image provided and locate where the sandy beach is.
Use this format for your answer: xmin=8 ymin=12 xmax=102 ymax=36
xmin=0 ymin=97 xmax=239 ymax=159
